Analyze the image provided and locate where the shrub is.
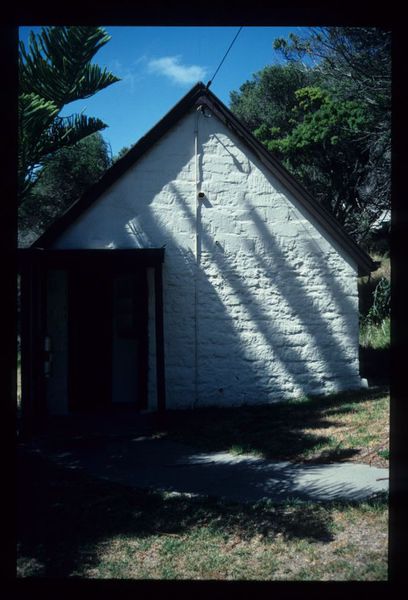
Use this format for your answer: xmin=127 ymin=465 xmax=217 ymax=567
xmin=360 ymin=317 xmax=390 ymax=350
xmin=358 ymin=254 xmax=390 ymax=321
xmin=366 ymin=278 xmax=390 ymax=325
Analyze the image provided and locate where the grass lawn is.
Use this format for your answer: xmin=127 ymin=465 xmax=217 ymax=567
xmin=17 ymin=386 xmax=389 ymax=580
xmin=152 ymin=386 xmax=390 ymax=468
xmin=17 ymin=449 xmax=388 ymax=580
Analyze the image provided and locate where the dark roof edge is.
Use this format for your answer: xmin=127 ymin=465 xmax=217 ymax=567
xmin=32 ymin=82 xmax=208 ymax=249
xmin=32 ymin=81 xmax=376 ymax=275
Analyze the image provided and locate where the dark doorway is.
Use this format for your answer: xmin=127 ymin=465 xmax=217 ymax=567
xmin=68 ymin=264 xmax=149 ymax=413
xmin=112 ymin=271 xmax=148 ymax=410
xmin=68 ymin=266 xmax=113 ymax=412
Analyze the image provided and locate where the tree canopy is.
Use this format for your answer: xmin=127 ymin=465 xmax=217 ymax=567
xmin=230 ymin=27 xmax=391 ymax=244
xmin=113 ymin=145 xmax=132 ymax=163
xmin=18 ymin=132 xmax=112 ymax=247
xmin=18 ymin=26 xmax=120 ymax=203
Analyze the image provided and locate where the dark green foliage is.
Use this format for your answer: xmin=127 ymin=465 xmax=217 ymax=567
xmin=361 ymin=219 xmax=390 ymax=256
xmin=359 ymin=277 xmax=379 ymax=320
xmin=273 ymin=27 xmax=391 ymax=112
xmin=358 ymin=257 xmax=390 ymax=383
xmin=112 ymin=145 xmax=132 ymax=162
xmin=230 ymin=27 xmax=391 ymax=245
xmin=267 ymin=86 xmax=371 ymax=235
xmin=18 ymin=133 xmax=112 ymax=246
xmin=230 ymin=63 xmax=319 ymax=135
xmin=19 ymin=26 xmax=120 ymax=203
xmin=366 ymin=278 xmax=390 ymax=325
xmin=19 ymin=27 xmax=118 ymax=105
xmin=274 ymin=28 xmax=391 ymax=242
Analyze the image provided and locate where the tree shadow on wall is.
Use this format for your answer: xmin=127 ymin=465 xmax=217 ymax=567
xmin=78 ymin=112 xmax=366 ymax=406
xmin=165 ymin=184 xmax=360 ymax=402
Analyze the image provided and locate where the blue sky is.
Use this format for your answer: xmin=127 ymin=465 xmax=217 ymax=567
xmin=19 ymin=26 xmax=308 ymax=157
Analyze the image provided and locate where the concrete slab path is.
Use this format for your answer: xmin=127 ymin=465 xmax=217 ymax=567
xmin=29 ymin=434 xmax=389 ymax=504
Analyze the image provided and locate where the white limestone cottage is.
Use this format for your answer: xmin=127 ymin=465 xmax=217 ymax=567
xmin=18 ymin=82 xmax=377 ymax=417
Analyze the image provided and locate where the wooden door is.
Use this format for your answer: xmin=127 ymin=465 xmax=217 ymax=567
xmin=112 ymin=271 xmax=148 ymax=409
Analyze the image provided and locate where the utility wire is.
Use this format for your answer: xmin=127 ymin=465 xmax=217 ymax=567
xmin=206 ymin=26 xmax=243 ymax=89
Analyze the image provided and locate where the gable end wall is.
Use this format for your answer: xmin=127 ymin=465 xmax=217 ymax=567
xmin=52 ymin=108 xmax=361 ymax=408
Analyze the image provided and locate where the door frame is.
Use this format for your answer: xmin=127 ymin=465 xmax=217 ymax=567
xmin=18 ymin=248 xmax=166 ymax=417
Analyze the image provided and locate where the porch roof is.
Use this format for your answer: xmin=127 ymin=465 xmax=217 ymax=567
xmin=17 ymin=247 xmax=165 ymax=270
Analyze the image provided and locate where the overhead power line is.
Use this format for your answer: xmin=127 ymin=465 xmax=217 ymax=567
xmin=206 ymin=26 xmax=243 ymax=89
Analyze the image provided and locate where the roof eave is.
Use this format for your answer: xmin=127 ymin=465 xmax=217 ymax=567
xmin=31 ymin=81 xmax=377 ymax=275
xmin=32 ymin=82 xmax=208 ymax=249
xmin=196 ymin=91 xmax=377 ymax=275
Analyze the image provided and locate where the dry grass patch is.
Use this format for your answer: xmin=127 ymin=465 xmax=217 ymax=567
xmin=365 ymin=253 xmax=390 ymax=283
xmin=71 ymin=499 xmax=388 ymax=580
xmin=155 ymin=387 xmax=390 ymax=468
xmin=300 ymin=393 xmax=389 ymax=467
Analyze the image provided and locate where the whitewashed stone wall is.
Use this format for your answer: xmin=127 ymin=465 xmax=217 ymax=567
xmin=52 ymin=107 xmax=361 ymax=409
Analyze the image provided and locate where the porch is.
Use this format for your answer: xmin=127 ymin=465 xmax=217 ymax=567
xmin=18 ymin=248 xmax=166 ymax=420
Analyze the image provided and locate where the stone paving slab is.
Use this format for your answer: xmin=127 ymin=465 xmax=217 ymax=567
xmin=29 ymin=435 xmax=389 ymax=504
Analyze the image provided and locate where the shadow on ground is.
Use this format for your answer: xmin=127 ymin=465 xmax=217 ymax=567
xmin=17 ymin=385 xmax=389 ymax=578
xmin=17 ymin=447 xmax=362 ymax=578
xmin=152 ymin=386 xmax=388 ymax=464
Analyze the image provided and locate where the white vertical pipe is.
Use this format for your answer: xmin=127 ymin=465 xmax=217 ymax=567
xmin=194 ymin=109 xmax=200 ymax=262
xmin=193 ymin=108 xmax=200 ymax=408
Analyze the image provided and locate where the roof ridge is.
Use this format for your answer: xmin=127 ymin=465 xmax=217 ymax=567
xmin=31 ymin=82 xmax=376 ymax=275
